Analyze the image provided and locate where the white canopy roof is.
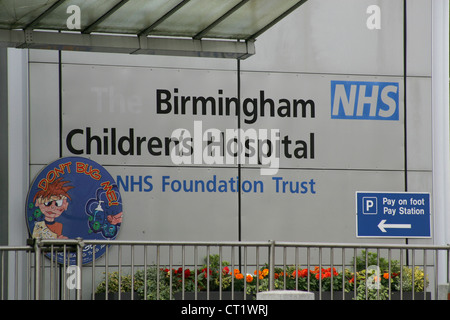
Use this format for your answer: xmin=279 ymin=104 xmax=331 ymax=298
xmin=0 ymin=0 xmax=307 ymax=59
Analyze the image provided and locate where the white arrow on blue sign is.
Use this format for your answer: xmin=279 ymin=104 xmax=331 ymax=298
xmin=356 ymin=192 xmax=431 ymax=238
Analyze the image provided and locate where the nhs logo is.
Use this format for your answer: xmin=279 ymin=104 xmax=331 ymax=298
xmin=331 ymin=81 xmax=399 ymax=120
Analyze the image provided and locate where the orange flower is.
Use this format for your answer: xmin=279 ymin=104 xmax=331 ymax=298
xmin=235 ymin=273 xmax=244 ymax=280
xmin=246 ymin=274 xmax=253 ymax=283
xmin=383 ymin=273 xmax=390 ymax=279
xmin=254 ymin=269 xmax=268 ymax=280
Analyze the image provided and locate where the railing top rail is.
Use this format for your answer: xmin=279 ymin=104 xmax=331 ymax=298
xmin=273 ymin=241 xmax=450 ymax=250
xmin=29 ymin=238 xmax=450 ymax=251
xmin=37 ymin=239 xmax=274 ymax=247
xmin=0 ymin=245 xmax=33 ymax=251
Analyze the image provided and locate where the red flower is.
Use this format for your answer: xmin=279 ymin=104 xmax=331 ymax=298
xmin=292 ymin=268 xmax=309 ymax=278
xmin=201 ymin=268 xmax=213 ymax=278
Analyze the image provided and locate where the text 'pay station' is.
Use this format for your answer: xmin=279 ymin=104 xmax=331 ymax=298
xmin=356 ymin=192 xmax=431 ymax=238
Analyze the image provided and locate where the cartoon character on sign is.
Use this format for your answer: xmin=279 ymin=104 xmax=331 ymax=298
xmin=31 ymin=177 xmax=74 ymax=239
xmin=26 ymin=156 xmax=124 ymax=264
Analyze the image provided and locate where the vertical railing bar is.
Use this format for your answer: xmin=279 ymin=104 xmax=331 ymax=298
xmin=269 ymin=241 xmax=275 ymax=291
xmin=435 ymin=249 xmax=439 ymax=300
xmin=62 ymin=244 xmax=66 ymax=301
xmin=3 ymin=250 xmax=7 ymax=300
xmin=411 ymin=249 xmax=415 ymax=300
xmin=364 ymin=248 xmax=369 ymax=300
xmin=34 ymin=240 xmax=40 ymax=300
xmin=1 ymin=251 xmax=4 ymax=300
xmin=330 ymin=247 xmax=334 ymax=300
xmin=219 ymin=246 xmax=222 ymax=300
xmin=91 ymin=245 xmax=96 ymax=300
xmin=169 ymin=245 xmax=173 ymax=300
xmin=423 ymin=249 xmax=427 ymax=300
xmin=353 ymin=248 xmax=357 ymax=300
xmin=388 ymin=249 xmax=392 ymax=300
xmin=131 ymin=245 xmax=135 ymax=300
xmin=294 ymin=247 xmax=299 ymax=291
xmin=194 ymin=246 xmax=198 ymax=300
xmin=28 ymin=249 xmax=32 ymax=299
xmin=231 ymin=246 xmax=235 ymax=300
xmin=283 ymin=246 xmax=288 ymax=290
xmin=376 ymin=248 xmax=380 ymax=300
xmin=341 ymin=248 xmax=345 ymax=300
xmin=42 ymin=248 xmax=47 ymax=299
xmin=182 ymin=245 xmax=186 ymax=300
xmin=206 ymin=246 xmax=210 ymax=300
xmin=399 ymin=248 xmax=403 ymax=300
xmin=255 ymin=246 xmax=259 ymax=295
xmin=318 ymin=247 xmax=322 ymax=300
xmin=76 ymin=239 xmax=83 ymax=300
xmin=411 ymin=249 xmax=417 ymax=300
xmin=243 ymin=246 xmax=247 ymax=300
xmin=156 ymin=245 xmax=160 ymax=300
xmin=118 ymin=245 xmax=122 ymax=300
xmin=49 ymin=245 xmax=54 ymax=300
xmin=143 ymin=244 xmax=148 ymax=300
xmin=307 ymin=247 xmax=311 ymax=292
xmin=447 ymin=248 xmax=450 ymax=284
xmin=105 ymin=245 xmax=109 ymax=300
xmin=41 ymin=246 xmax=46 ymax=299
xmin=13 ymin=251 xmax=18 ymax=300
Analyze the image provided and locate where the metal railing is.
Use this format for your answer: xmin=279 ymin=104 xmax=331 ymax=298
xmin=1 ymin=239 xmax=449 ymax=300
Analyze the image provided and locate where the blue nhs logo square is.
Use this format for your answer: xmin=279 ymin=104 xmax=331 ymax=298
xmin=362 ymin=197 xmax=377 ymax=214
xmin=331 ymin=81 xmax=399 ymax=120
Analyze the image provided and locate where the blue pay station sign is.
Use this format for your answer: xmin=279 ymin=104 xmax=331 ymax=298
xmin=356 ymin=192 xmax=431 ymax=238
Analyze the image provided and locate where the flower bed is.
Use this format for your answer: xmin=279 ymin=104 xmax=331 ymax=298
xmin=95 ymin=252 xmax=429 ymax=300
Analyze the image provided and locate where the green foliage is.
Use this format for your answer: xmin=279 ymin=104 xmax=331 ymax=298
xmin=395 ymin=266 xmax=429 ymax=292
xmin=353 ymin=250 xmax=400 ymax=273
xmin=95 ymin=271 xmax=140 ymax=294
xmin=134 ymin=267 xmax=172 ymax=300
xmin=355 ymin=280 xmax=389 ymax=300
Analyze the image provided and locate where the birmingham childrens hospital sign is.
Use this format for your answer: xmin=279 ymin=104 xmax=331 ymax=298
xmin=62 ymin=66 xmax=402 ymax=171
xmin=54 ymin=63 xmax=406 ymax=242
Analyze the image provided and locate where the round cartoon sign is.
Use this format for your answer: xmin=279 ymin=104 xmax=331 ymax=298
xmin=26 ymin=157 xmax=123 ymax=264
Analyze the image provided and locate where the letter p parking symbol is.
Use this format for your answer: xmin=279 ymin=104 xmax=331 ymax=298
xmin=363 ymin=197 xmax=377 ymax=215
